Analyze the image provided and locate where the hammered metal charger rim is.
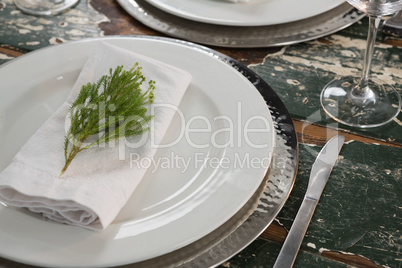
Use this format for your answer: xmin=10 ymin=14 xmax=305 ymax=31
xmin=117 ymin=0 xmax=364 ymax=48
xmin=116 ymin=36 xmax=299 ymax=268
xmin=0 ymin=36 xmax=298 ymax=268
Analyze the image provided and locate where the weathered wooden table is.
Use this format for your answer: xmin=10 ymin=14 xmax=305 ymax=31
xmin=0 ymin=0 xmax=401 ymax=267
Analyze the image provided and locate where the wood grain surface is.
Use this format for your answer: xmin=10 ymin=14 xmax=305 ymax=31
xmin=0 ymin=0 xmax=400 ymax=267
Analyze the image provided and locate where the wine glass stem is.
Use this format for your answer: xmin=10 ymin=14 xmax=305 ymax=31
xmin=354 ymin=15 xmax=382 ymax=97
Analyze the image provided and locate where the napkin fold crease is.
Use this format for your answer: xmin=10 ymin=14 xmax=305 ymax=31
xmin=0 ymin=42 xmax=192 ymax=231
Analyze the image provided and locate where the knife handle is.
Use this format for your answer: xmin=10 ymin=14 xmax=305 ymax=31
xmin=273 ymin=197 xmax=317 ymax=268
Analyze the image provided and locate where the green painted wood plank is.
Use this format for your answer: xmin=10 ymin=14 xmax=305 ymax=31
xmin=277 ymin=142 xmax=401 ymax=267
xmin=0 ymin=0 xmax=107 ymax=51
xmin=0 ymin=2 xmax=400 ymax=268
xmin=0 ymin=55 xmax=14 ymax=65
xmin=219 ymin=238 xmax=348 ymax=268
xmin=222 ymin=142 xmax=401 ymax=267
xmin=250 ymin=18 xmax=402 ymax=143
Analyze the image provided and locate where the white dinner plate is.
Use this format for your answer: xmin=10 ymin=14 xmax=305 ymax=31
xmin=0 ymin=36 xmax=275 ymax=267
xmin=144 ymin=0 xmax=345 ymax=26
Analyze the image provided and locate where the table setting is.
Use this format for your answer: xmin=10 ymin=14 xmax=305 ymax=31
xmin=0 ymin=0 xmax=400 ymax=267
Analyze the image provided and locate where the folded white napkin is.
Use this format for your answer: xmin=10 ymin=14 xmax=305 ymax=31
xmin=0 ymin=42 xmax=192 ymax=231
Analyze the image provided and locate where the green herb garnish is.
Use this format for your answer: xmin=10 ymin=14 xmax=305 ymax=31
xmin=60 ymin=64 xmax=155 ymax=177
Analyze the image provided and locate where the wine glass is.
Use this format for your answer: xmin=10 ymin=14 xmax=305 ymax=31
xmin=320 ymin=0 xmax=402 ymax=128
xmin=14 ymin=0 xmax=80 ymax=16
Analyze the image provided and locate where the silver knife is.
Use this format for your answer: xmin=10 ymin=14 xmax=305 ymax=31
xmin=273 ymin=135 xmax=345 ymax=268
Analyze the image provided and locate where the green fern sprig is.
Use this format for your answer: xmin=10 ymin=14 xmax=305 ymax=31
xmin=60 ymin=64 xmax=155 ymax=177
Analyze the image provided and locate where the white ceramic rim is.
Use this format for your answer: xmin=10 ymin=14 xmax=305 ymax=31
xmin=0 ymin=36 xmax=275 ymax=267
xmin=143 ymin=0 xmax=345 ymax=26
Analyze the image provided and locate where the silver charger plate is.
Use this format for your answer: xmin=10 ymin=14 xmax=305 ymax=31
xmin=117 ymin=0 xmax=364 ymax=48
xmin=118 ymin=38 xmax=299 ymax=267
xmin=0 ymin=36 xmax=298 ymax=268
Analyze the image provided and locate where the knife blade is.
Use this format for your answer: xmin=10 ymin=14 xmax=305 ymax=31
xmin=273 ymin=135 xmax=345 ymax=268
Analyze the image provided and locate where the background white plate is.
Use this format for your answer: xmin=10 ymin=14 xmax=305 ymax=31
xmin=0 ymin=37 xmax=274 ymax=267
xmin=144 ymin=0 xmax=345 ymax=26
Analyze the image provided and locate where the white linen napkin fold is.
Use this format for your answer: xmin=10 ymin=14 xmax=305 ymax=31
xmin=0 ymin=42 xmax=192 ymax=231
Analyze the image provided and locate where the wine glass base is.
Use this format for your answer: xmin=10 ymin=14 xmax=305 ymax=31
xmin=320 ymin=76 xmax=401 ymax=128
xmin=14 ymin=0 xmax=80 ymax=16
